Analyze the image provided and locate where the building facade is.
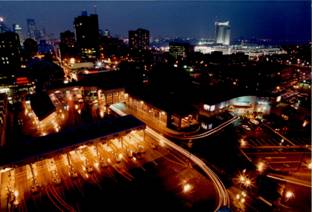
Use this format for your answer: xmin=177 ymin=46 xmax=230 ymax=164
xmin=74 ymin=11 xmax=99 ymax=61
xmin=26 ymin=19 xmax=41 ymax=41
xmin=12 ymin=24 xmax=24 ymax=45
xmin=200 ymin=96 xmax=271 ymax=117
xmin=60 ymin=30 xmax=77 ymax=59
xmin=169 ymin=41 xmax=194 ymax=59
xmin=215 ymin=21 xmax=231 ymax=46
xmin=128 ymin=28 xmax=150 ymax=52
xmin=0 ymin=32 xmax=21 ymax=73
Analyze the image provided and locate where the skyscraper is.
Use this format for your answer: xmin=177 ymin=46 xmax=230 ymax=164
xmin=27 ymin=19 xmax=37 ymax=40
xmin=0 ymin=32 xmax=21 ymax=73
xmin=74 ymin=11 xmax=99 ymax=61
xmin=60 ymin=30 xmax=77 ymax=59
xmin=13 ymin=24 xmax=23 ymax=45
xmin=215 ymin=21 xmax=231 ymax=45
xmin=128 ymin=28 xmax=150 ymax=52
xmin=103 ymin=29 xmax=111 ymax=37
xmin=0 ymin=17 xmax=10 ymax=33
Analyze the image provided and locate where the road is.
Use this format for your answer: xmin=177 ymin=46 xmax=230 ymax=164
xmin=110 ymin=103 xmax=230 ymax=211
xmin=1 ymin=122 xmax=221 ymax=211
xmin=146 ymin=127 xmax=230 ymax=210
xmin=181 ymin=116 xmax=240 ymax=140
xmin=267 ymin=174 xmax=311 ymax=188
xmin=111 ymin=102 xmax=238 ymax=141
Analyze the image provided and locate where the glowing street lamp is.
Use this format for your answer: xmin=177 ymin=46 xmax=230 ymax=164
xmin=239 ymin=175 xmax=246 ymax=184
xmin=69 ymin=58 xmax=75 ymax=65
xmin=238 ymin=173 xmax=253 ymax=188
xmin=236 ymin=191 xmax=247 ymax=205
xmin=182 ymin=183 xmax=193 ymax=193
xmin=285 ymin=190 xmax=294 ymax=201
xmin=240 ymin=138 xmax=247 ymax=147
xmin=257 ymin=161 xmax=266 ymax=173
xmin=307 ymin=162 xmax=312 ymax=170
xmin=245 ymin=179 xmax=251 ymax=187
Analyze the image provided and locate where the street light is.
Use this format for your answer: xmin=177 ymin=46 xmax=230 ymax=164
xmin=182 ymin=182 xmax=193 ymax=193
xmin=238 ymin=173 xmax=253 ymax=188
xmin=239 ymin=175 xmax=246 ymax=184
xmin=69 ymin=58 xmax=75 ymax=65
xmin=257 ymin=161 xmax=266 ymax=173
xmin=285 ymin=190 xmax=294 ymax=201
xmin=245 ymin=179 xmax=251 ymax=187
xmin=302 ymin=120 xmax=308 ymax=127
xmin=240 ymin=138 xmax=247 ymax=147
xmin=307 ymin=162 xmax=312 ymax=170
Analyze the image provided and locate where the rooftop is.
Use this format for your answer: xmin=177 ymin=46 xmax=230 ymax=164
xmin=0 ymin=115 xmax=145 ymax=168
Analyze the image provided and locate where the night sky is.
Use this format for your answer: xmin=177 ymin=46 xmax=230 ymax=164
xmin=0 ymin=1 xmax=310 ymax=41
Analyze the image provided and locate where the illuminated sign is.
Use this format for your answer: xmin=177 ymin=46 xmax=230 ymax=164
xmin=16 ymin=77 xmax=29 ymax=85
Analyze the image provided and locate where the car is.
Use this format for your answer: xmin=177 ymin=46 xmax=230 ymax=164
xmin=242 ymin=125 xmax=251 ymax=131
xmin=250 ymin=119 xmax=259 ymax=125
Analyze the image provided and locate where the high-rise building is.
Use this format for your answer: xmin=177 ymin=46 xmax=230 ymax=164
xmin=26 ymin=19 xmax=44 ymax=41
xmin=103 ymin=29 xmax=111 ymax=37
xmin=215 ymin=21 xmax=231 ymax=45
xmin=60 ymin=30 xmax=77 ymax=59
xmin=169 ymin=41 xmax=194 ymax=59
xmin=0 ymin=17 xmax=11 ymax=33
xmin=12 ymin=24 xmax=23 ymax=45
xmin=23 ymin=38 xmax=38 ymax=60
xmin=128 ymin=28 xmax=150 ymax=52
xmin=27 ymin=19 xmax=37 ymax=40
xmin=38 ymin=27 xmax=46 ymax=41
xmin=74 ymin=11 xmax=99 ymax=61
xmin=38 ymin=40 xmax=54 ymax=55
xmin=0 ymin=32 xmax=21 ymax=73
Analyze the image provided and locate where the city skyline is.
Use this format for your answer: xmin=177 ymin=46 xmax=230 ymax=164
xmin=0 ymin=1 xmax=310 ymax=211
xmin=0 ymin=1 xmax=310 ymax=42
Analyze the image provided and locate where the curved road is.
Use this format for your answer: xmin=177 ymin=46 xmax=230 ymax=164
xmin=180 ymin=116 xmax=240 ymax=140
xmin=146 ymin=127 xmax=230 ymax=211
xmin=110 ymin=104 xmax=230 ymax=211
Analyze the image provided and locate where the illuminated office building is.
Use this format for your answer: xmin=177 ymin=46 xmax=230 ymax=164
xmin=215 ymin=21 xmax=231 ymax=45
